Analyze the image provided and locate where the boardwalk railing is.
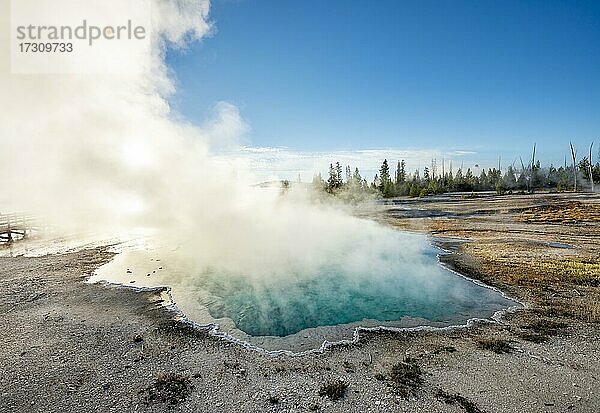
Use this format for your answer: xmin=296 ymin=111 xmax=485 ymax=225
xmin=0 ymin=213 xmax=37 ymax=242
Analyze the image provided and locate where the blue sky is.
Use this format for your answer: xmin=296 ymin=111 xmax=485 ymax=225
xmin=166 ymin=0 xmax=600 ymax=174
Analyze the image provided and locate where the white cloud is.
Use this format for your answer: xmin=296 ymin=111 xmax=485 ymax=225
xmin=214 ymin=147 xmax=477 ymax=182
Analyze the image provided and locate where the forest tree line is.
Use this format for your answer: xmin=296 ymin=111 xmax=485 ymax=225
xmin=311 ymin=143 xmax=600 ymax=198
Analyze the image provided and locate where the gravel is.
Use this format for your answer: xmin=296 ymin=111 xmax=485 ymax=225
xmin=0 ymin=245 xmax=599 ymax=412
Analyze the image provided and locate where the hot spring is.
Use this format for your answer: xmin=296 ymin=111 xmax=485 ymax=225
xmin=90 ymin=227 xmax=518 ymax=353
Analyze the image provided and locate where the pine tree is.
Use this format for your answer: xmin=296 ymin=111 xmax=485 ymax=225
xmin=516 ymin=169 xmax=528 ymax=190
xmin=480 ymin=169 xmax=488 ymax=190
xmin=372 ymin=174 xmax=380 ymax=189
xmin=379 ymin=159 xmax=391 ymax=194
xmin=465 ymin=168 xmax=475 ymax=191
xmin=578 ymin=157 xmax=591 ymax=183
xmin=327 ymin=163 xmax=337 ymax=192
xmin=353 ymin=167 xmax=362 ymax=186
xmin=423 ymin=167 xmax=430 ymax=182
xmin=531 ymin=160 xmax=544 ymax=190
xmin=396 ymin=160 xmax=406 ymax=185
xmin=502 ymin=166 xmax=517 ymax=190
xmin=335 ymin=162 xmax=343 ymax=188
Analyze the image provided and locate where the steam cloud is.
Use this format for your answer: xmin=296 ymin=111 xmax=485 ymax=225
xmin=0 ymin=0 xmax=429 ymax=278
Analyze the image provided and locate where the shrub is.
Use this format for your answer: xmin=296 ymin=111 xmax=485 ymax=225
xmin=390 ymin=358 xmax=423 ymax=396
xmin=140 ymin=372 xmax=193 ymax=405
xmin=318 ymin=380 xmax=348 ymax=401
xmin=477 ymin=338 xmax=513 ymax=354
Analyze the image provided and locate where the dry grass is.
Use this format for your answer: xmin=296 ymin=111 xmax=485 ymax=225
xmin=456 ymin=240 xmax=600 ymax=321
xmin=537 ymin=260 xmax=600 ymax=286
xmin=477 ymin=338 xmax=514 ymax=354
xmin=391 ymin=195 xmax=600 ymax=326
xmin=389 ymin=358 xmax=424 ymax=397
xmin=520 ymin=201 xmax=600 ymax=223
xmin=519 ymin=319 xmax=568 ymax=343
xmin=475 ymin=253 xmax=600 ymax=287
xmin=538 ymin=296 xmax=600 ymax=323
xmin=318 ymin=380 xmax=348 ymax=401
xmin=140 ymin=372 xmax=193 ymax=405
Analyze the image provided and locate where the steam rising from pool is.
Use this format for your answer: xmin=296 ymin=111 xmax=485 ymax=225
xmin=1 ymin=0 xmax=517 ymax=352
xmin=0 ymin=0 xmax=388 ymax=282
xmin=91 ymin=229 xmax=517 ymax=352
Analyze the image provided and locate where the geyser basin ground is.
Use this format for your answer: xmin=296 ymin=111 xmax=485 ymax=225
xmin=90 ymin=230 xmax=518 ymax=352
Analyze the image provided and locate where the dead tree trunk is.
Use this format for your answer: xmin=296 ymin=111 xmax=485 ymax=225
xmin=570 ymin=142 xmax=578 ymax=192
xmin=589 ymin=142 xmax=595 ymax=192
xmin=531 ymin=143 xmax=536 ymax=192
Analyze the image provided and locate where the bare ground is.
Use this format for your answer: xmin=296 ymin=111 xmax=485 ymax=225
xmin=1 ymin=192 xmax=599 ymax=412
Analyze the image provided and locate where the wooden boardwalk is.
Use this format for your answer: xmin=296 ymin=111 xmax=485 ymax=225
xmin=0 ymin=213 xmax=36 ymax=242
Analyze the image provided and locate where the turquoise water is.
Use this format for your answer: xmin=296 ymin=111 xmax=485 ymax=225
xmin=91 ymin=233 xmax=517 ymax=351
xmin=194 ymin=247 xmax=514 ymax=337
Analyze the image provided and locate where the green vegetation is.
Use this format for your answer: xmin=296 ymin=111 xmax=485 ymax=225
xmin=313 ymin=142 xmax=600 ymax=198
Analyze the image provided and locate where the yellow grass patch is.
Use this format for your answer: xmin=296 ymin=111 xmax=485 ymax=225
xmin=520 ymin=201 xmax=600 ymax=223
